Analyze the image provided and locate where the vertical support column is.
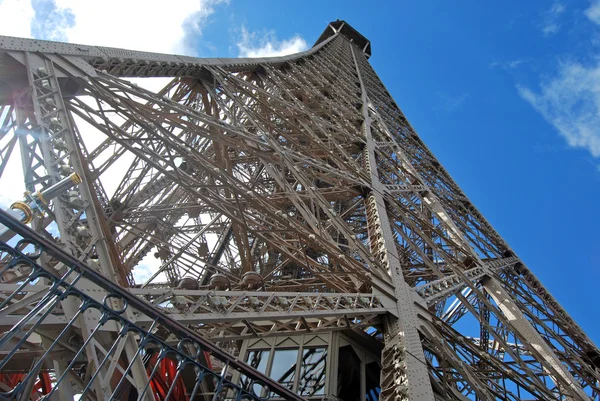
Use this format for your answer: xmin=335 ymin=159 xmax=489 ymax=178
xmin=326 ymin=332 xmax=340 ymax=399
xmin=368 ymin=101 xmax=588 ymax=399
xmin=350 ymin=46 xmax=435 ymax=401
xmin=14 ymin=53 xmax=153 ymax=400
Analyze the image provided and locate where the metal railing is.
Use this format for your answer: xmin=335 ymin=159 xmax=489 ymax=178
xmin=0 ymin=209 xmax=304 ymax=401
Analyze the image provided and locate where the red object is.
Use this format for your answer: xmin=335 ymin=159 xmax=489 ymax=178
xmin=0 ymin=372 xmax=52 ymax=400
xmin=146 ymin=354 xmax=189 ymax=401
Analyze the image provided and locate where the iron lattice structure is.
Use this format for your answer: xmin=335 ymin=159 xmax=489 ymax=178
xmin=0 ymin=20 xmax=598 ymax=401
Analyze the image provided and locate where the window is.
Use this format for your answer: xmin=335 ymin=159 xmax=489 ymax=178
xmin=247 ymin=350 xmax=270 ymax=373
xmin=269 ymin=349 xmax=298 ymax=390
xmin=243 ymin=345 xmax=328 ymax=397
xmin=241 ymin=350 xmax=270 ymax=396
xmin=298 ymin=347 xmax=327 ymax=396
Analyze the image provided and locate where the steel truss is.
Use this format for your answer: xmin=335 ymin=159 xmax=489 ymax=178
xmin=0 ymin=19 xmax=598 ymax=400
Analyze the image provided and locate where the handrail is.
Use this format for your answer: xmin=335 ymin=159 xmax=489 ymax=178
xmin=0 ymin=208 xmax=305 ymax=401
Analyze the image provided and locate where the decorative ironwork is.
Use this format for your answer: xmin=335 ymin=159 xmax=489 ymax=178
xmin=0 ymin=210 xmax=302 ymax=400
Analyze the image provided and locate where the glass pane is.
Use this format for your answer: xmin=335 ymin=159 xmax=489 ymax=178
xmin=298 ymin=347 xmax=327 ymax=396
xmin=269 ymin=349 xmax=298 ymax=390
xmin=248 ymin=350 xmax=270 ymax=373
xmin=242 ymin=350 xmax=271 ymax=397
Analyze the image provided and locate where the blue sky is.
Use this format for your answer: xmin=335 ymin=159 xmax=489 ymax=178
xmin=0 ymin=0 xmax=599 ymax=343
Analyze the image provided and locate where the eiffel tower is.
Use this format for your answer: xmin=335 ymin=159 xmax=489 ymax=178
xmin=0 ymin=19 xmax=597 ymax=401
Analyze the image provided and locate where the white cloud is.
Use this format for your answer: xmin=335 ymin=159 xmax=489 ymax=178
xmin=551 ymin=3 xmax=566 ymax=14
xmin=0 ymin=0 xmax=225 ymax=55
xmin=518 ymin=60 xmax=600 ymax=157
xmin=237 ymin=26 xmax=308 ymax=58
xmin=585 ymin=0 xmax=600 ymax=25
xmin=132 ymin=250 xmax=167 ymax=284
xmin=542 ymin=23 xmax=560 ymax=36
xmin=0 ymin=1 xmax=220 ymax=97
xmin=0 ymin=0 xmax=34 ymax=38
xmin=540 ymin=2 xmax=566 ymax=36
xmin=517 ymin=3 xmax=600 ymax=159
xmin=506 ymin=59 xmax=524 ymax=69
xmin=435 ymin=92 xmax=469 ymax=113
xmin=30 ymin=0 xmax=75 ymax=42
xmin=53 ymin=0 xmax=225 ymax=54
xmin=490 ymin=59 xmax=524 ymax=70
